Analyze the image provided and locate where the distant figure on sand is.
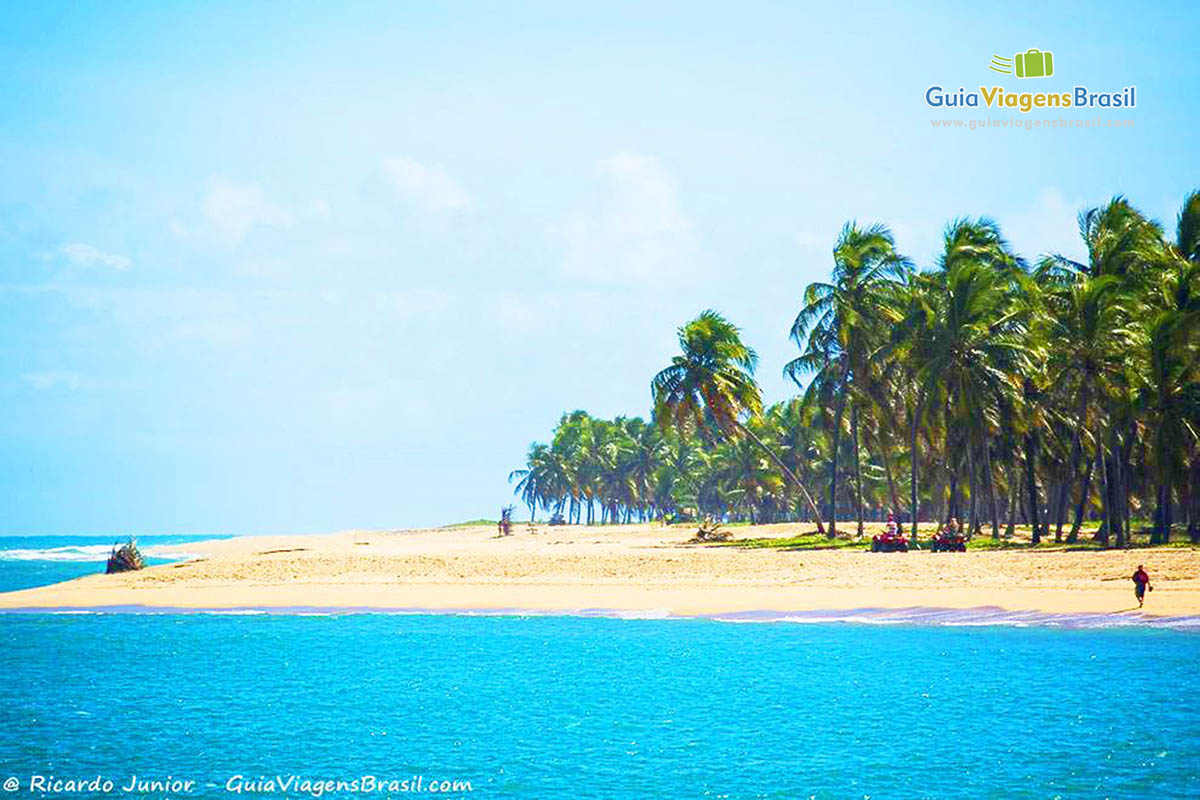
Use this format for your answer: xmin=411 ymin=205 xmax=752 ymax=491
xmin=1133 ymin=565 xmax=1153 ymax=607
xmin=885 ymin=511 xmax=899 ymax=537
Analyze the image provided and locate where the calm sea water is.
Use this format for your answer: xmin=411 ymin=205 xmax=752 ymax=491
xmin=0 ymin=613 xmax=1196 ymax=798
xmin=0 ymin=535 xmax=228 ymax=593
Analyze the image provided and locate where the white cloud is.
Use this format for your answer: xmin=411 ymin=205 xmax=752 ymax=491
xmin=198 ymin=176 xmax=289 ymax=247
xmin=562 ymin=151 xmax=697 ymax=285
xmin=22 ymin=371 xmax=85 ymax=391
xmin=59 ymin=243 xmax=131 ymax=271
xmin=382 ymin=157 xmax=471 ymax=211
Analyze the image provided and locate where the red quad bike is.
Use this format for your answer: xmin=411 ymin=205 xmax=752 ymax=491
xmin=871 ymin=529 xmax=909 ymax=552
xmin=930 ymin=530 xmax=967 ymax=552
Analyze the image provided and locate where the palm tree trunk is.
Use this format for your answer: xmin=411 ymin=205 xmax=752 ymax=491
xmin=1122 ymin=424 xmax=1135 ymax=546
xmin=1099 ymin=446 xmax=1112 ymax=547
xmin=734 ymin=420 xmax=826 ymax=535
xmin=1162 ymin=485 xmax=1174 ymax=544
xmin=1189 ymin=456 xmax=1200 ymax=543
xmin=960 ymin=441 xmax=969 ymax=534
xmin=966 ymin=441 xmax=978 ymax=537
xmin=880 ymin=437 xmax=902 ymax=517
xmin=1168 ymin=483 xmax=1175 ymax=543
xmin=1115 ymin=430 xmax=1132 ymax=548
xmin=1068 ymin=449 xmax=1097 ymax=543
xmin=946 ymin=446 xmax=959 ymax=523
xmin=983 ymin=439 xmax=1000 ymax=540
xmin=852 ymin=403 xmax=864 ymax=538
xmin=828 ymin=393 xmax=847 ymax=538
xmin=1025 ymin=432 xmax=1043 ymax=544
xmin=1055 ymin=389 xmax=1091 ymax=543
xmin=1153 ymin=485 xmax=1163 ymax=544
xmin=909 ymin=394 xmax=925 ymax=542
xmin=1052 ymin=480 xmax=1068 ymax=543
xmin=1005 ymin=464 xmax=1018 ymax=539
xmin=1099 ymin=443 xmax=1118 ymax=551
xmin=1183 ymin=462 xmax=1194 ymax=541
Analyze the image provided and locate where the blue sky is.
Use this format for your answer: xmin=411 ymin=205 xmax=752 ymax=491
xmin=1 ymin=1 xmax=1196 ymax=534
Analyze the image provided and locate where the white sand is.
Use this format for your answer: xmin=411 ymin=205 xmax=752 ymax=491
xmin=2 ymin=523 xmax=1196 ymax=618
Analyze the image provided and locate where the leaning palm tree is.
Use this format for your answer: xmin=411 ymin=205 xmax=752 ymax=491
xmin=509 ymin=442 xmax=552 ymax=522
xmin=652 ymin=310 xmax=826 ymax=533
xmin=764 ymin=397 xmax=825 ymax=521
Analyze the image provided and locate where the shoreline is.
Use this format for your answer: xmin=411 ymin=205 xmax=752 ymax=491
xmin=1 ymin=523 xmax=1197 ymax=622
xmin=2 ymin=603 xmax=1197 ymax=630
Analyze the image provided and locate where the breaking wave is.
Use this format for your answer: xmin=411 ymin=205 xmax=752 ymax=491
xmin=0 ymin=542 xmax=202 ymax=563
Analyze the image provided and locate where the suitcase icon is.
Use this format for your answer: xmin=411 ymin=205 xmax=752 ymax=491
xmin=1014 ymin=49 xmax=1054 ymax=78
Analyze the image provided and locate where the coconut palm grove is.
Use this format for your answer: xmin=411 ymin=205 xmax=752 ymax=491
xmin=510 ymin=192 xmax=1200 ymax=546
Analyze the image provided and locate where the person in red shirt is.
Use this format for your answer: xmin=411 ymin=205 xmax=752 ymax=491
xmin=1132 ymin=565 xmax=1152 ymax=607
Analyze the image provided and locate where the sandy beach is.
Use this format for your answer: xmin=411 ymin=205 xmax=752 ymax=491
xmin=1 ymin=523 xmax=1197 ymax=618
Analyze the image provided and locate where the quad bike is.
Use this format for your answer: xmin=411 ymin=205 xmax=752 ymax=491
xmin=871 ymin=531 xmax=909 ymax=552
xmin=930 ymin=531 xmax=967 ymax=552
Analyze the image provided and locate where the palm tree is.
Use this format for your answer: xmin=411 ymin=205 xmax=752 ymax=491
xmin=652 ymin=310 xmax=826 ymax=532
xmin=1137 ymin=220 xmax=1200 ymax=542
xmin=890 ymin=220 xmax=1030 ymax=540
xmin=786 ymin=324 xmax=847 ymax=531
xmin=1047 ymin=198 xmax=1166 ymax=544
xmin=509 ymin=443 xmax=555 ymax=522
xmin=1036 ymin=271 xmax=1128 ymax=541
xmin=787 ymin=223 xmax=907 ymax=537
xmin=1137 ymin=308 xmax=1198 ymax=542
xmin=510 ymin=189 xmax=1200 ymax=547
xmin=1170 ymin=191 xmax=1200 ymax=540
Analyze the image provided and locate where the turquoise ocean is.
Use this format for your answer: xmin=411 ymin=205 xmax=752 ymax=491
xmin=0 ymin=535 xmax=230 ymax=594
xmin=1 ymin=538 xmax=1198 ymax=798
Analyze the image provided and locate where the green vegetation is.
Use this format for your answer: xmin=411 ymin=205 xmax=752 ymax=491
xmin=511 ymin=192 xmax=1200 ymax=548
xmin=718 ymin=533 xmax=868 ymax=550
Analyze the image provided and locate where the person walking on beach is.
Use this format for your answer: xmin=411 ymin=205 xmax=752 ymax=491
xmin=1132 ymin=565 xmax=1152 ymax=607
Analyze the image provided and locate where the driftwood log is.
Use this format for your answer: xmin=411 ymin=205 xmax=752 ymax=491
xmin=691 ymin=517 xmax=731 ymax=542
